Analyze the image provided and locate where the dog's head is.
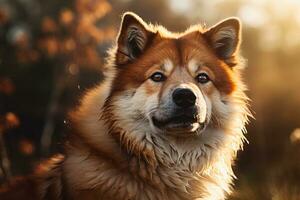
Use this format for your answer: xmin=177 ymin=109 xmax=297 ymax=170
xmin=104 ymin=12 xmax=244 ymax=138
xmin=99 ymin=13 xmax=251 ymax=171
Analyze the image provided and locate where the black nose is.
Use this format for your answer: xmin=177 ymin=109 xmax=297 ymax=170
xmin=172 ymin=88 xmax=196 ymax=108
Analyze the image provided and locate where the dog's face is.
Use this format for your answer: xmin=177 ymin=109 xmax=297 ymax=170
xmin=107 ymin=13 xmax=241 ymax=138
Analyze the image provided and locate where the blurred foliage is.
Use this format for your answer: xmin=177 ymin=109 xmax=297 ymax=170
xmin=0 ymin=0 xmax=300 ymax=199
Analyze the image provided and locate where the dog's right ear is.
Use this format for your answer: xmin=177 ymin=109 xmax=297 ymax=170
xmin=116 ymin=12 xmax=155 ymax=65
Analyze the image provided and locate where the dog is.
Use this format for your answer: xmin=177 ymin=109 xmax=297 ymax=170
xmin=0 ymin=12 xmax=250 ymax=200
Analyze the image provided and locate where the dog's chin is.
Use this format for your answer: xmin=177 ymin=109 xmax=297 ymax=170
xmin=151 ymin=115 xmax=206 ymax=137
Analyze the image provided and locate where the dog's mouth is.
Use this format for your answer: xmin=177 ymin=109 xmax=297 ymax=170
xmin=152 ymin=114 xmax=205 ymax=135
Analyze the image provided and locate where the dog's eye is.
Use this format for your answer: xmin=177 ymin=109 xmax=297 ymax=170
xmin=150 ymin=72 xmax=166 ymax=82
xmin=196 ymin=73 xmax=210 ymax=84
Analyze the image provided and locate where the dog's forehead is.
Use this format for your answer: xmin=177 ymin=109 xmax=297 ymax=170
xmin=153 ymin=33 xmax=217 ymax=69
xmin=156 ymin=40 xmax=215 ymax=75
xmin=160 ymin=58 xmax=203 ymax=76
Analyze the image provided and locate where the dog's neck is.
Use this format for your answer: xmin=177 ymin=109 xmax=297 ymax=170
xmin=64 ymin=130 xmax=229 ymax=199
xmin=64 ymin=116 xmax=235 ymax=199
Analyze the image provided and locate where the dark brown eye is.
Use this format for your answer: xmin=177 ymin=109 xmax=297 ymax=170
xmin=150 ymin=72 xmax=166 ymax=82
xmin=196 ymin=73 xmax=210 ymax=84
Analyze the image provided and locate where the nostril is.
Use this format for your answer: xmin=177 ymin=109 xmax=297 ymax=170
xmin=172 ymin=88 xmax=196 ymax=108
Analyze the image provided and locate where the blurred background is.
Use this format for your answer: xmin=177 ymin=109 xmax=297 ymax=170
xmin=0 ymin=0 xmax=300 ymax=199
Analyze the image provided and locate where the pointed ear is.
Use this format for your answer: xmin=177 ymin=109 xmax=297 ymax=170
xmin=116 ymin=12 xmax=155 ymax=65
xmin=204 ymin=17 xmax=241 ymax=60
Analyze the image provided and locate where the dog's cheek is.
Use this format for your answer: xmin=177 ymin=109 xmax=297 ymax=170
xmin=122 ymin=86 xmax=159 ymax=116
xmin=130 ymin=81 xmax=159 ymax=115
xmin=203 ymin=94 xmax=212 ymax=122
xmin=136 ymin=85 xmax=160 ymax=117
xmin=210 ymin=91 xmax=232 ymax=126
xmin=144 ymin=80 xmax=159 ymax=95
xmin=144 ymin=92 xmax=160 ymax=117
xmin=112 ymin=90 xmax=138 ymax=119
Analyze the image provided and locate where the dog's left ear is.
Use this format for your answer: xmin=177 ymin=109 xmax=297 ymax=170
xmin=116 ymin=12 xmax=155 ymax=65
xmin=204 ymin=17 xmax=241 ymax=60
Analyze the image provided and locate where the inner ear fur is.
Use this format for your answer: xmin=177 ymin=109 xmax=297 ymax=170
xmin=116 ymin=12 xmax=155 ymax=65
xmin=204 ymin=17 xmax=241 ymax=63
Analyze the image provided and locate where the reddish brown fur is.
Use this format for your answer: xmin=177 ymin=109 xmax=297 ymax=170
xmin=112 ymin=31 xmax=236 ymax=99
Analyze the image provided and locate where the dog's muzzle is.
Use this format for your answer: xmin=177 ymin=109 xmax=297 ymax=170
xmin=152 ymin=88 xmax=207 ymax=135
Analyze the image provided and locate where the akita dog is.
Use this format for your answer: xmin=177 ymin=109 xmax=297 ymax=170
xmin=0 ymin=12 xmax=250 ymax=200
